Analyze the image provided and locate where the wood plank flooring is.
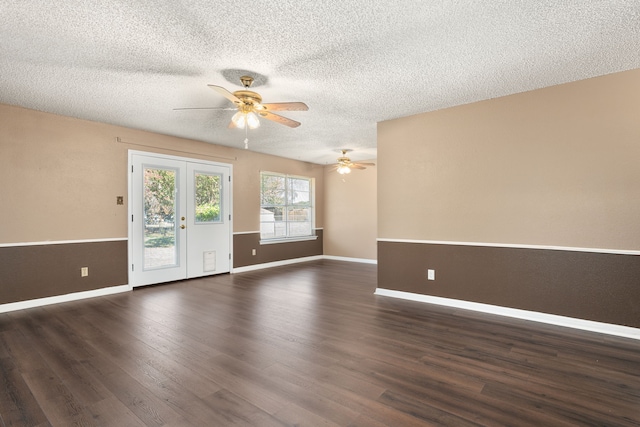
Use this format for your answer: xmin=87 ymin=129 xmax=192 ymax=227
xmin=1 ymin=260 xmax=639 ymax=426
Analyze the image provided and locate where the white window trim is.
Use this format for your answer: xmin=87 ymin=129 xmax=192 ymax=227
xmin=260 ymin=235 xmax=318 ymax=245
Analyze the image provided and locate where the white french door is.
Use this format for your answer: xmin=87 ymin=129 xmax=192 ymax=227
xmin=129 ymin=152 xmax=232 ymax=288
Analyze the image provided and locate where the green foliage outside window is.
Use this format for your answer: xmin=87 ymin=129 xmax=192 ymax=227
xmin=196 ymin=203 xmax=220 ymax=222
xmin=144 ymin=168 xmax=176 ymax=224
xmin=195 ymin=173 xmax=221 ymax=222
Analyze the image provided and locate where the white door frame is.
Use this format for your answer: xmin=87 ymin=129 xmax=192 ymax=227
xmin=127 ymin=150 xmax=233 ymax=288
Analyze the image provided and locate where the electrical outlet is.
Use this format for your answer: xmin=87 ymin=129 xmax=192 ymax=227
xmin=251 ymin=249 xmax=256 ymax=256
xmin=427 ymin=269 xmax=435 ymax=281
xmin=116 ymin=196 xmax=124 ymax=205
xmin=81 ymin=267 xmax=89 ymax=277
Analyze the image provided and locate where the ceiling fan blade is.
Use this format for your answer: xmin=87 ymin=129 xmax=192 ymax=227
xmin=208 ymin=84 xmax=242 ymax=105
xmin=259 ymin=111 xmax=301 ymax=128
xmin=173 ymin=107 xmax=237 ymax=111
xmin=350 ymin=164 xmax=367 ymax=170
xmin=260 ymin=102 xmax=309 ymax=112
xmin=354 ymin=162 xmax=376 ymax=166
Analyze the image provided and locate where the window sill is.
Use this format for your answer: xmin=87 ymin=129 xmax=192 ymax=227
xmin=260 ymin=235 xmax=318 ymax=245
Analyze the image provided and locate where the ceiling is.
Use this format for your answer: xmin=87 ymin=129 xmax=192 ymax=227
xmin=1 ymin=1 xmax=639 ymax=165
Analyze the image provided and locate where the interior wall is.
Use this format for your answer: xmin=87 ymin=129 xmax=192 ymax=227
xmin=379 ymin=69 xmax=640 ymax=248
xmin=323 ymin=163 xmax=377 ymax=261
xmin=0 ymin=104 xmax=324 ymax=304
xmin=377 ymin=68 xmax=640 ymax=328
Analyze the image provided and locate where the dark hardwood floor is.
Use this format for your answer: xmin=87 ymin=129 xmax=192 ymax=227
xmin=1 ymin=260 xmax=639 ymax=426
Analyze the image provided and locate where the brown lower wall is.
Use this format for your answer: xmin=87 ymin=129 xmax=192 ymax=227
xmin=0 ymin=232 xmax=324 ymax=306
xmin=233 ymin=230 xmax=323 ymax=268
xmin=378 ymin=241 xmax=640 ymax=328
xmin=0 ymin=240 xmax=128 ymax=305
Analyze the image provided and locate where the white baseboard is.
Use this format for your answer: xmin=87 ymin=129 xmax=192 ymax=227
xmin=232 ymin=255 xmax=324 ymax=273
xmin=374 ymin=288 xmax=640 ymax=341
xmin=323 ymin=255 xmax=377 ymax=264
xmin=232 ymin=255 xmax=377 ymax=273
xmin=0 ymin=285 xmax=131 ymax=314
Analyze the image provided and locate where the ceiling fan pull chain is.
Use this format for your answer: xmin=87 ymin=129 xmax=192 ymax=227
xmin=244 ymin=126 xmax=249 ymax=149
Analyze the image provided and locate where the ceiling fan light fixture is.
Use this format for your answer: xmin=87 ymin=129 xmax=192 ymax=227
xmin=231 ymin=111 xmax=260 ymax=129
xmin=231 ymin=110 xmax=246 ymax=128
xmin=246 ymin=111 xmax=260 ymax=129
xmin=337 ymin=165 xmax=351 ymax=174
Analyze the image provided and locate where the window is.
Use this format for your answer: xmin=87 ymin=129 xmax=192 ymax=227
xmin=260 ymin=172 xmax=314 ymax=241
xmin=194 ymin=172 xmax=222 ymax=223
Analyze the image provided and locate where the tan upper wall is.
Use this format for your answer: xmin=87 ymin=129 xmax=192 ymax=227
xmin=323 ymin=162 xmax=377 ymax=260
xmin=378 ymin=68 xmax=640 ymax=251
xmin=0 ymin=104 xmax=323 ymax=243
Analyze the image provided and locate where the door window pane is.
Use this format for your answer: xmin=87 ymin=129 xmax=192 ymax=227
xmin=195 ymin=172 xmax=222 ymax=223
xmin=143 ymin=167 xmax=177 ymax=269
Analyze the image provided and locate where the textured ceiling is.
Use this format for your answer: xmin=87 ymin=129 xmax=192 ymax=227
xmin=1 ymin=1 xmax=639 ymax=165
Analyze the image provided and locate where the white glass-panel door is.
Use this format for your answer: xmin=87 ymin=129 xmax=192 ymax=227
xmin=186 ymin=162 xmax=231 ymax=278
xmin=129 ymin=152 xmax=231 ymax=287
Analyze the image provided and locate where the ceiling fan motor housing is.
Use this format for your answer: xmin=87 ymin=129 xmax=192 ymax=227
xmin=232 ymin=90 xmax=262 ymax=106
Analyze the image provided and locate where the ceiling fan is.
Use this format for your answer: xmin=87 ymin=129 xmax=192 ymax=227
xmin=175 ymin=75 xmax=308 ymax=130
xmin=332 ymin=150 xmax=375 ymax=174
